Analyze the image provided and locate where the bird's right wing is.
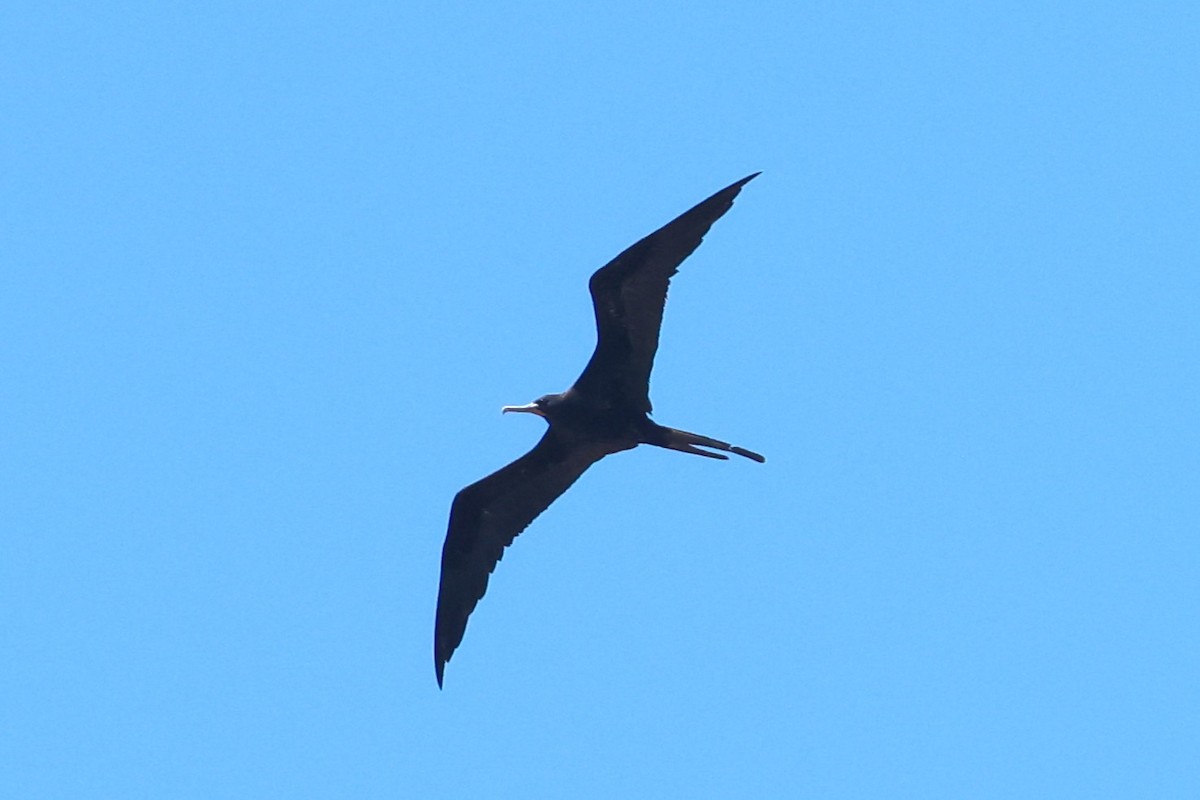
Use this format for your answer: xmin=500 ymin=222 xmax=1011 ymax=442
xmin=434 ymin=430 xmax=616 ymax=686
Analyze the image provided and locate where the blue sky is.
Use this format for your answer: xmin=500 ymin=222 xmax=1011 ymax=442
xmin=4 ymin=2 xmax=1197 ymax=796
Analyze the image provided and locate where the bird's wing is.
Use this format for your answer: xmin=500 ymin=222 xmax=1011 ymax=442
xmin=434 ymin=430 xmax=616 ymax=686
xmin=573 ymin=173 xmax=759 ymax=414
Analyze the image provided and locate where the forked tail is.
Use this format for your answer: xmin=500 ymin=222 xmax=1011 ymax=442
xmin=653 ymin=426 xmax=766 ymax=463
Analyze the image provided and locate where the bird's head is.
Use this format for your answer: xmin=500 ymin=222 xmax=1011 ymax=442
xmin=501 ymin=393 xmax=561 ymax=418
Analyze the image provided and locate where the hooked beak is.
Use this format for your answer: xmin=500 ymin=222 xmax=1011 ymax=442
xmin=501 ymin=402 xmax=545 ymax=417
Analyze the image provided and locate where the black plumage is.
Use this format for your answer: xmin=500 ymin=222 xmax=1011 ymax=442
xmin=434 ymin=174 xmax=764 ymax=686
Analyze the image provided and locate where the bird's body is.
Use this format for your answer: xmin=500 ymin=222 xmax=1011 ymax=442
xmin=435 ymin=174 xmax=764 ymax=686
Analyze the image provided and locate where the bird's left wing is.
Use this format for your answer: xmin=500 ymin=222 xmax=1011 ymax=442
xmin=573 ymin=173 xmax=759 ymax=413
xmin=434 ymin=430 xmax=616 ymax=686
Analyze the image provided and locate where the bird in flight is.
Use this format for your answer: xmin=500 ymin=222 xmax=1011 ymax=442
xmin=434 ymin=174 xmax=764 ymax=686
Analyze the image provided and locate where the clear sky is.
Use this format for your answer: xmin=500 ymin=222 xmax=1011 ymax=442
xmin=4 ymin=2 xmax=1197 ymax=797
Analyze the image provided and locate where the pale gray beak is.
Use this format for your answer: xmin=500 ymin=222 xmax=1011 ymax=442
xmin=501 ymin=403 xmax=545 ymax=416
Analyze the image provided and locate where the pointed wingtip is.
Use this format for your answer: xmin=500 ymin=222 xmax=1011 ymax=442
xmin=720 ymin=172 xmax=761 ymax=197
xmin=436 ymin=661 xmax=445 ymax=689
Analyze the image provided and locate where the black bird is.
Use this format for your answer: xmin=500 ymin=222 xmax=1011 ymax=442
xmin=434 ymin=174 xmax=764 ymax=686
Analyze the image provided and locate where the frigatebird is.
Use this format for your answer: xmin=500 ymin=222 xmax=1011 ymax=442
xmin=434 ymin=174 xmax=764 ymax=686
